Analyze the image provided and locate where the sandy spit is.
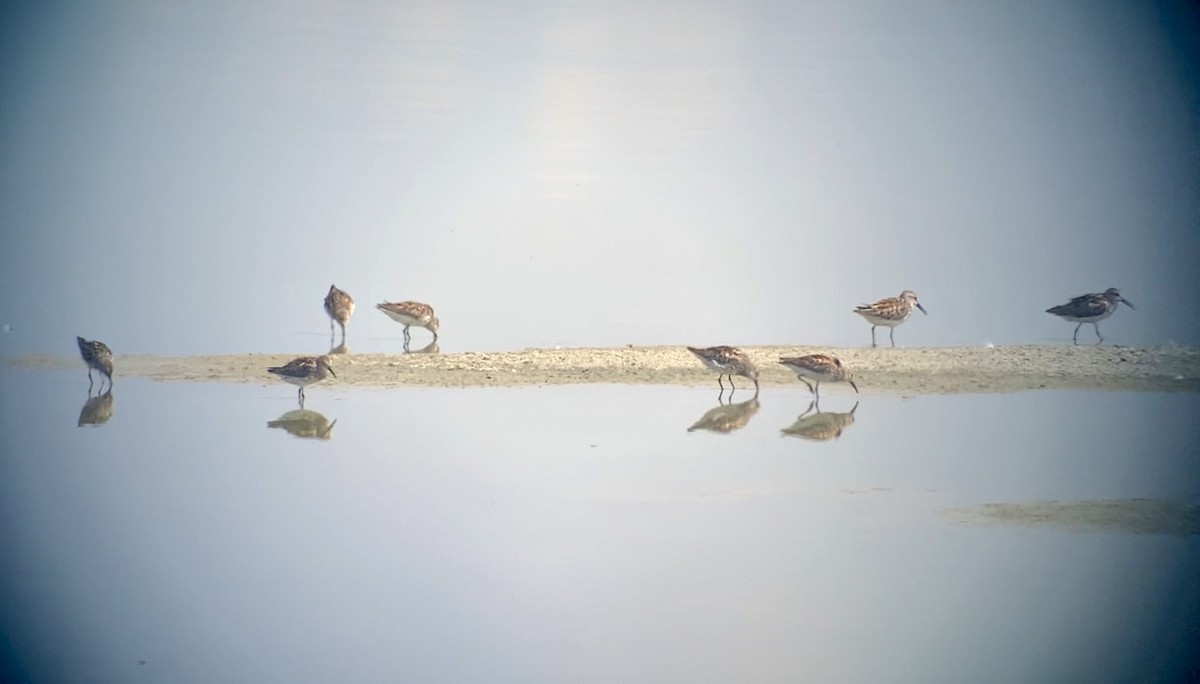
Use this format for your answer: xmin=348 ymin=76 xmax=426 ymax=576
xmin=946 ymin=499 xmax=1200 ymax=536
xmin=10 ymin=345 xmax=1199 ymax=394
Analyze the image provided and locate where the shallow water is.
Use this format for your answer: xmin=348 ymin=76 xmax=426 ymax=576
xmin=1 ymin=368 xmax=1198 ymax=682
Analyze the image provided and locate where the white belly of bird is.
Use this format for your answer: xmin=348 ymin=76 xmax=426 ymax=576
xmin=1060 ymin=307 xmax=1115 ymax=324
xmin=857 ymin=310 xmax=909 ymax=327
xmin=277 ymin=373 xmax=323 ymax=388
xmin=787 ymin=365 xmax=829 ymax=383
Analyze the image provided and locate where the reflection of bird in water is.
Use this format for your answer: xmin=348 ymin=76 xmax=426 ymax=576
xmin=686 ymin=345 xmax=759 ymax=395
xmin=405 ymin=339 xmax=439 ymax=355
xmin=77 ymin=336 xmax=114 ymax=392
xmin=376 ymin=300 xmax=439 ymax=351
xmin=329 ymin=341 xmax=350 ymax=355
xmin=267 ymin=355 xmax=336 ymax=406
xmin=778 ymin=353 xmax=858 ymax=398
xmin=324 ymin=284 xmax=355 ymax=348
xmin=267 ymin=409 xmax=337 ymax=440
xmin=687 ymin=396 xmax=761 ymax=434
xmin=781 ymin=401 xmax=858 ymax=441
xmin=853 ymin=290 xmax=927 ymax=347
xmin=1045 ymin=287 xmax=1135 ymax=345
xmin=78 ymin=389 xmax=115 ymax=427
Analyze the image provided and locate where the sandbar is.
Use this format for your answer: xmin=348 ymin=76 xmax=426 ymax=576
xmin=9 ymin=345 xmax=1199 ymax=394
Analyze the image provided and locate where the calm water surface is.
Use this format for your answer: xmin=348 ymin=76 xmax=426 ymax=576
xmin=1 ymin=367 xmax=1198 ymax=682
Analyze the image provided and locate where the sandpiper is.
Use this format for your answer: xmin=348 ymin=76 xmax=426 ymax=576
xmin=779 ymin=353 xmax=858 ymax=398
xmin=76 ymin=336 xmax=114 ymax=391
xmin=686 ymin=345 xmax=759 ymax=394
xmin=1045 ymin=287 xmax=1135 ymax=345
xmin=268 ymin=355 xmax=336 ymax=404
xmin=377 ymin=300 xmax=439 ymax=348
xmin=854 ymin=290 xmax=927 ymax=347
xmin=324 ymin=284 xmax=355 ymax=345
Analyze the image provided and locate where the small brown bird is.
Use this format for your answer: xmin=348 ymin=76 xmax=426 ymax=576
xmin=324 ymin=284 xmax=355 ymax=345
xmin=778 ymin=353 xmax=858 ymax=398
xmin=267 ymin=355 xmax=336 ymax=404
xmin=853 ymin=290 xmax=927 ymax=347
xmin=1045 ymin=287 xmax=1135 ymax=345
xmin=376 ymin=300 xmax=439 ymax=348
xmin=686 ymin=345 xmax=759 ymax=394
xmin=77 ymin=336 xmax=114 ymax=391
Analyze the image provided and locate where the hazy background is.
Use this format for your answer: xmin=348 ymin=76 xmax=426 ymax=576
xmin=2 ymin=0 xmax=1198 ymax=356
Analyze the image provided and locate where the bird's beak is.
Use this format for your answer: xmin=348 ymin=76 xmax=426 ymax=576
xmin=849 ymin=379 xmax=859 ymax=394
xmin=916 ymin=303 xmax=928 ymax=315
xmin=329 ymin=368 xmax=337 ymax=378
xmin=1121 ymin=298 xmax=1136 ymax=310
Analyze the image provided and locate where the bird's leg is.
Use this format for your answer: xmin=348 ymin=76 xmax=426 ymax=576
xmin=814 ymin=382 xmax=822 ymax=399
xmin=799 ymin=401 xmax=816 ymax=419
xmin=717 ymin=375 xmax=725 ymax=391
xmin=1094 ymin=323 xmax=1103 ymax=345
xmin=1072 ymin=323 xmax=1081 ymax=345
xmin=752 ymin=378 xmax=759 ymax=397
xmin=87 ymin=369 xmax=94 ymax=392
xmin=800 ymin=378 xmax=815 ymax=394
xmin=870 ymin=326 xmax=877 ymax=347
xmin=889 ymin=328 xmax=896 ymax=348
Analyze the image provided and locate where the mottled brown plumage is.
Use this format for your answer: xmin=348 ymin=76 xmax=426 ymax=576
xmin=268 ymin=355 xmax=336 ymax=404
xmin=77 ymin=336 xmax=114 ymax=391
xmin=853 ymin=290 xmax=927 ymax=347
xmin=779 ymin=353 xmax=858 ymax=398
xmin=686 ymin=345 xmax=759 ymax=393
xmin=324 ymin=284 xmax=355 ymax=343
xmin=377 ymin=300 xmax=439 ymax=348
xmin=1045 ymin=288 xmax=1135 ymax=345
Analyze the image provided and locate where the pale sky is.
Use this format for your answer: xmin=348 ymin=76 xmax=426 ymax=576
xmin=2 ymin=0 xmax=1198 ymax=356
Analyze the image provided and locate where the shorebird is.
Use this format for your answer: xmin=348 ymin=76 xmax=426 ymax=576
xmin=268 ymin=355 xmax=336 ymax=404
xmin=377 ymin=300 xmax=439 ymax=349
xmin=686 ymin=345 xmax=759 ymax=394
xmin=324 ymin=284 xmax=355 ymax=345
xmin=854 ymin=290 xmax=927 ymax=347
xmin=1045 ymin=287 xmax=1135 ymax=345
xmin=779 ymin=353 xmax=858 ymax=398
xmin=76 ymin=336 xmax=114 ymax=391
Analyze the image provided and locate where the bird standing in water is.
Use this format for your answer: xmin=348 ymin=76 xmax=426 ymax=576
xmin=77 ymin=336 xmax=114 ymax=392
